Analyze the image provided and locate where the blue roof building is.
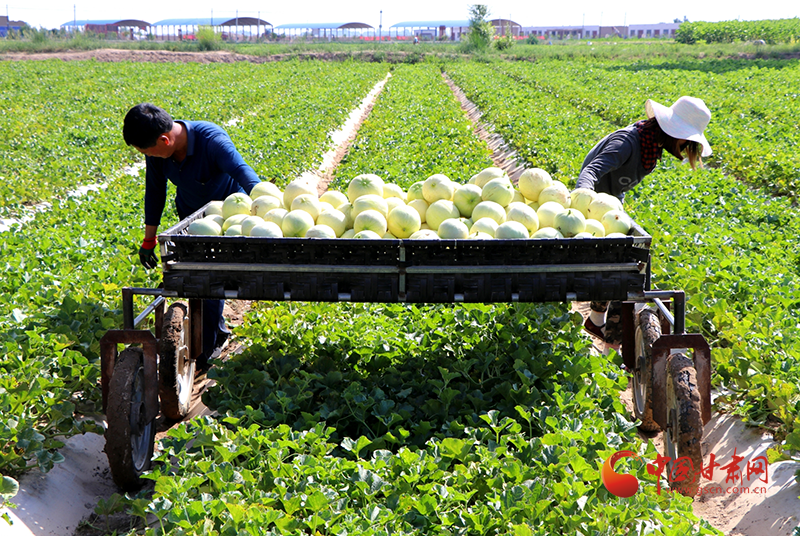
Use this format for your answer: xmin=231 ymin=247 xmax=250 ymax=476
xmin=273 ymin=22 xmax=373 ymax=39
xmin=389 ymin=20 xmax=470 ymax=40
xmin=0 ymin=15 xmax=26 ymax=36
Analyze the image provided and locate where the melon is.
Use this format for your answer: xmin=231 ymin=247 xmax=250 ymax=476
xmin=495 ymin=221 xmax=530 ymax=239
xmin=222 ymin=192 xmax=252 ymax=220
xmin=517 ymin=168 xmax=553 ymax=202
xmin=347 ymin=174 xmax=384 ymax=202
xmin=387 ymin=205 xmax=422 ymax=238
xmin=187 ymin=219 xmax=222 ymax=236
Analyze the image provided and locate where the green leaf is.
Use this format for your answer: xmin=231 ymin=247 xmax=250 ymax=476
xmin=305 ymin=490 xmax=328 ymax=511
xmin=414 ymin=494 xmax=438 ymax=516
xmin=440 ymin=437 xmax=471 ymax=462
xmin=341 ymin=436 xmax=372 ymax=458
xmin=0 ymin=476 xmax=19 ymax=499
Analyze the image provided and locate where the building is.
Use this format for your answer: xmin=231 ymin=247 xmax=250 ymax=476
xmin=522 ymin=22 xmax=680 ymax=40
xmin=54 ymin=14 xmax=684 ymax=42
xmin=61 ymin=17 xmax=273 ymax=41
xmin=522 ymin=25 xmax=628 ymax=39
xmin=491 ymin=19 xmax=522 ymax=37
xmin=627 ymin=23 xmax=681 ymax=38
xmin=152 ymin=18 xmax=273 ymax=41
xmin=390 ymin=20 xmax=469 ymax=41
xmin=0 ymin=15 xmax=27 ymax=36
xmin=61 ymin=19 xmax=151 ymax=39
xmin=273 ymin=22 xmax=373 ymax=40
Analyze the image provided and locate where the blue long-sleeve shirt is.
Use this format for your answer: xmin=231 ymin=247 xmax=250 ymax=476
xmin=143 ymin=120 xmax=261 ymax=225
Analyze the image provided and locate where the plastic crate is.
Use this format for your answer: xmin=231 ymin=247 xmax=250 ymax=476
xmin=158 ymin=203 xmax=651 ymax=303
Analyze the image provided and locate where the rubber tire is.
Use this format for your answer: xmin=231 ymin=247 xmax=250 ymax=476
xmin=104 ymin=347 xmax=156 ymax=491
xmin=633 ymin=308 xmax=661 ymax=432
xmin=664 ymin=352 xmax=704 ymax=497
xmin=159 ymin=302 xmax=195 ymax=420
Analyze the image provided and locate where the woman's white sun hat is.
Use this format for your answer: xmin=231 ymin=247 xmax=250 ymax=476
xmin=646 ymin=96 xmax=712 ymax=157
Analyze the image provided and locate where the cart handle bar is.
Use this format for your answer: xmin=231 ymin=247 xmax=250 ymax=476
xmin=121 ymin=287 xmax=685 ymax=333
xmin=644 ymin=291 xmax=685 ymax=334
xmin=122 ymin=287 xmax=164 ymax=330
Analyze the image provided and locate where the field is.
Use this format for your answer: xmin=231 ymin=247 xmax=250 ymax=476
xmin=1 ymin=41 xmax=799 ymax=535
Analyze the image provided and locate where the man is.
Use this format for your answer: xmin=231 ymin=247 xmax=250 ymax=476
xmin=123 ymin=103 xmax=261 ymax=369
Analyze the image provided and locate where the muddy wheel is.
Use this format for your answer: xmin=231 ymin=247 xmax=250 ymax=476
xmin=664 ymin=352 xmax=704 ymax=497
xmin=159 ymin=302 xmax=195 ymax=420
xmin=104 ymin=347 xmax=156 ymax=491
xmin=633 ymin=308 xmax=660 ymax=432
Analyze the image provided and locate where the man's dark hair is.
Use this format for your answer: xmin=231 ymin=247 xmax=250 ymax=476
xmin=123 ymin=103 xmax=174 ymax=149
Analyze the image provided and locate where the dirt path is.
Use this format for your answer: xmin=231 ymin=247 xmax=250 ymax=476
xmin=0 ymin=48 xmax=414 ymax=64
xmin=442 ymin=72 xmax=528 ymax=182
xmin=308 ymin=72 xmax=391 ymax=193
xmin=572 ymin=302 xmax=800 ymax=535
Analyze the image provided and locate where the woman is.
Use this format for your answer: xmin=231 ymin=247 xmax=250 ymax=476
xmin=577 ymin=96 xmax=712 ymax=345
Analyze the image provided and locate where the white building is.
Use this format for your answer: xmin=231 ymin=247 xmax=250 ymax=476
xmin=628 ymin=23 xmax=681 ymax=38
xmin=521 ymin=22 xmax=682 ymax=40
xmin=521 ymin=25 xmax=629 ymax=39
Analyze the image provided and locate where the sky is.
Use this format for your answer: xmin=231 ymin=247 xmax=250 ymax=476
xmin=5 ymin=0 xmax=798 ymax=30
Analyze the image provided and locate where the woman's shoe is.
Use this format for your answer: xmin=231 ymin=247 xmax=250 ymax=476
xmin=583 ymin=317 xmax=605 ymax=340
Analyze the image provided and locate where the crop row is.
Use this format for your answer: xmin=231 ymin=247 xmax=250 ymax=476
xmin=148 ymin=302 xmax=712 ymax=535
xmin=675 ymin=18 xmax=800 ymax=44
xmin=0 ymin=60 xmax=388 ymax=209
xmin=445 ymin=60 xmax=800 ymax=455
xmin=490 ymin=57 xmax=800 ymax=201
xmin=442 ymin=63 xmax=610 ymax=179
xmin=141 ymin=65 xmax=718 ymax=534
xmin=331 ymin=63 xmax=493 ymax=191
xmin=0 ymin=60 xmax=388 ymax=479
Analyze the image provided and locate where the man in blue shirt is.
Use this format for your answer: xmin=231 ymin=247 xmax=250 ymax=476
xmin=123 ymin=103 xmax=261 ymax=369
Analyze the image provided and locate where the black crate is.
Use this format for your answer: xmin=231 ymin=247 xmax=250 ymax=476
xmin=402 ymin=269 xmax=645 ymax=303
xmin=158 ymin=203 xmax=651 ymax=303
xmin=163 ymin=269 xmax=399 ymax=302
xmin=399 ymin=235 xmax=650 ymax=266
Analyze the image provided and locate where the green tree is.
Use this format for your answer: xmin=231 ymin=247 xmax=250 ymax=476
xmin=494 ymin=22 xmax=515 ymax=50
xmin=196 ymin=25 xmax=221 ymax=51
xmin=466 ymin=4 xmax=494 ymax=52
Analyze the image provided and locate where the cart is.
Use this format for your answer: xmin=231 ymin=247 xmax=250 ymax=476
xmin=100 ymin=203 xmax=712 ymax=495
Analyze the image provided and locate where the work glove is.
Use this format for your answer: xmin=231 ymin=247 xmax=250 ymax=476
xmin=139 ymin=237 xmax=159 ymax=269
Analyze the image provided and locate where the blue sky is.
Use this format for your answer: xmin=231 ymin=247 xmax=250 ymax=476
xmin=7 ymin=0 xmax=798 ymax=30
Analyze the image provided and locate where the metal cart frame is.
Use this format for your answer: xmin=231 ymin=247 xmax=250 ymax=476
xmin=100 ymin=203 xmax=712 ymax=493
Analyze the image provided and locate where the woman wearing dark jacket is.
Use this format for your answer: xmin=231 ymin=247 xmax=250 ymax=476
xmin=579 ymin=96 xmax=712 ymax=345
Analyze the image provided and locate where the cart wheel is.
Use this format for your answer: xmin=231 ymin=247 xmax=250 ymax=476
xmin=104 ymin=347 xmax=156 ymax=491
xmin=159 ymin=302 xmax=195 ymax=420
xmin=664 ymin=352 xmax=704 ymax=497
xmin=633 ymin=308 xmax=660 ymax=432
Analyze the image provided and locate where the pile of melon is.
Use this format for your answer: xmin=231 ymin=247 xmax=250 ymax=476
xmin=186 ymin=167 xmax=633 ymax=240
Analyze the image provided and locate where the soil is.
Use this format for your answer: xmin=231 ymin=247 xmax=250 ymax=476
xmin=573 ymin=303 xmax=800 ymax=535
xmin=443 ymin=72 xmax=528 ymax=182
xmin=0 ymin=48 xmax=421 ymax=64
